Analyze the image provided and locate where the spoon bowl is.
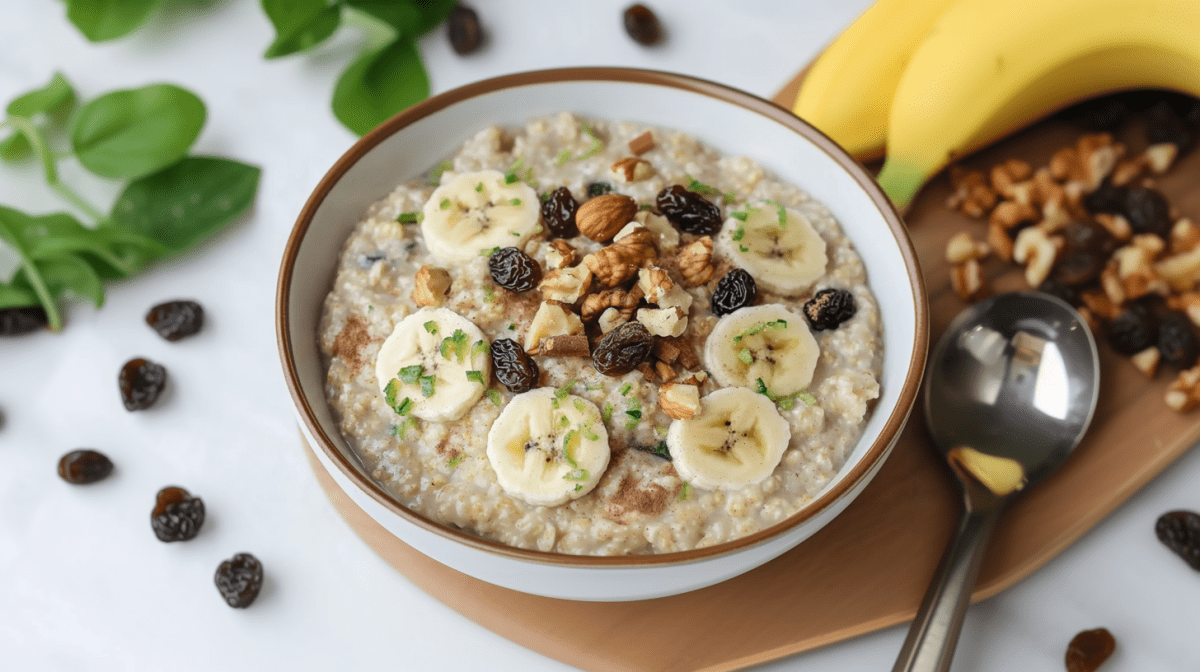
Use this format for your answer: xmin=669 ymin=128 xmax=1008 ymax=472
xmin=894 ymin=291 xmax=1099 ymax=672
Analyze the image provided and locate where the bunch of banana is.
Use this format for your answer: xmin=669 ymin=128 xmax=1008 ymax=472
xmin=793 ymin=0 xmax=1200 ymax=211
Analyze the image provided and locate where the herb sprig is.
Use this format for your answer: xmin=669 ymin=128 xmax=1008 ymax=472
xmin=0 ymin=73 xmax=260 ymax=331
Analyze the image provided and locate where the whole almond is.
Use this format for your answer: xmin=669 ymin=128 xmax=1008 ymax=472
xmin=576 ymin=194 xmax=638 ymax=242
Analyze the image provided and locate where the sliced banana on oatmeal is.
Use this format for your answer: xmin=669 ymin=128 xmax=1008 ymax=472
xmin=375 ymin=307 xmax=491 ymax=422
xmin=704 ymin=304 xmax=819 ymax=398
xmin=667 ymin=387 xmax=791 ymax=491
xmin=715 ymin=201 xmax=827 ymax=296
xmin=486 ymin=387 xmax=610 ymax=507
xmin=420 ymin=169 xmax=541 ymax=264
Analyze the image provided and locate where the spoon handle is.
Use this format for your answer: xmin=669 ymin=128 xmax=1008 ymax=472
xmin=891 ymin=505 xmax=1002 ymax=672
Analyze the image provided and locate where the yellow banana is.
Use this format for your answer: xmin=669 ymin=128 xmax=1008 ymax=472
xmin=876 ymin=0 xmax=1200 ymax=211
xmin=793 ymin=0 xmax=960 ymax=162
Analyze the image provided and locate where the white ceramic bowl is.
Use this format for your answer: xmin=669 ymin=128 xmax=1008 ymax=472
xmin=277 ymin=68 xmax=927 ymax=602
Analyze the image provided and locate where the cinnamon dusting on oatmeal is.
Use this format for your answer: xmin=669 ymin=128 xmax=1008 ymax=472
xmin=610 ymin=473 xmax=671 ymax=517
xmin=332 ymin=315 xmax=370 ymax=374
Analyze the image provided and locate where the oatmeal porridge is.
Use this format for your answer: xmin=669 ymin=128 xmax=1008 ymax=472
xmin=318 ymin=113 xmax=883 ymax=556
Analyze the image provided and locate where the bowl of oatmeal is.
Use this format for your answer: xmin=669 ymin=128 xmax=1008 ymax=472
xmin=277 ymin=68 xmax=927 ymax=601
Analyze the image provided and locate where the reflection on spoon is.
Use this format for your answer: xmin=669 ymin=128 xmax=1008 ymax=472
xmin=947 ymin=446 xmax=1027 ymax=497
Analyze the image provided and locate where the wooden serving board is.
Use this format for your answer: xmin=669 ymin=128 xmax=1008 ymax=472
xmin=304 ymin=74 xmax=1200 ymax=672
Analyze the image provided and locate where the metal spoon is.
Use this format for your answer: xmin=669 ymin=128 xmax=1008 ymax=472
xmin=892 ymin=291 xmax=1100 ymax=672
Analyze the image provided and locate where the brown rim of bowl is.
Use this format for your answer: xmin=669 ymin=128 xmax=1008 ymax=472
xmin=276 ymin=66 xmax=928 ymax=568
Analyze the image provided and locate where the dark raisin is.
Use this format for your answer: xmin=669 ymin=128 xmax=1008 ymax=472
xmin=1058 ymin=94 xmax=1131 ymax=132
xmin=623 ymin=4 xmax=662 ymax=46
xmin=1082 ymin=180 xmax=1128 ymax=215
xmin=541 ymin=187 xmax=579 ymax=238
xmin=1105 ymin=304 xmax=1157 ymax=356
xmin=804 ymin=288 xmax=857 ymax=331
xmin=447 ymin=4 xmax=482 ymax=55
xmin=146 ymin=300 xmax=204 ymax=341
xmin=656 ymin=185 xmax=722 ymax=235
xmin=151 ymin=486 xmax=205 ymax=542
xmin=488 ymin=247 xmax=542 ymax=292
xmin=1123 ymin=187 xmax=1172 ymax=238
xmin=711 ymin=268 xmax=757 ymax=317
xmin=1052 ymin=222 xmax=1117 ymax=286
xmin=491 ymin=338 xmax=539 ymax=393
xmin=1036 ymin=278 xmax=1081 ymax=307
xmin=57 ymin=450 xmax=114 ymax=484
xmin=1157 ymin=312 xmax=1200 ymax=368
xmin=1147 ymin=100 xmax=1195 ymax=151
xmin=215 ymin=553 xmax=264 ymax=608
xmin=633 ymin=440 xmax=671 ymax=461
xmin=587 ymin=182 xmax=613 ymax=198
xmin=1156 ymin=509 xmax=1200 ymax=571
xmin=0 ymin=305 xmax=49 ymax=335
xmin=1065 ymin=628 xmax=1116 ymax=672
xmin=119 ymin=358 xmax=167 ymax=411
xmin=592 ymin=321 xmax=653 ymax=377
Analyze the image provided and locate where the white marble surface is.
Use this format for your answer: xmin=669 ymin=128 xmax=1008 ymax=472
xmin=1 ymin=1 xmax=1197 ymax=670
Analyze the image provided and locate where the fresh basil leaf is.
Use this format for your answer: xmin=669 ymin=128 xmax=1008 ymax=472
xmin=110 ymin=156 xmax=261 ymax=255
xmin=262 ymin=0 xmax=342 ymax=59
xmin=71 ymin=84 xmax=206 ymax=179
xmin=36 ymin=253 xmax=104 ymax=307
xmin=65 ymin=0 xmax=163 ymax=42
xmin=0 ymin=206 xmax=59 ymax=328
xmin=332 ymin=37 xmax=428 ymax=136
xmin=345 ymin=0 xmax=456 ymax=37
xmin=1 ymin=72 xmax=76 ymax=163
xmin=18 ymin=212 xmax=165 ymax=278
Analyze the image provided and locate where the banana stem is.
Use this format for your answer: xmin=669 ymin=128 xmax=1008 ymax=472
xmin=875 ymin=159 xmax=929 ymax=214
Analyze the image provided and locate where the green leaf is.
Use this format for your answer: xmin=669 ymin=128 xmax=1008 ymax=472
xmin=0 ymin=206 xmax=61 ymax=327
xmin=109 ymin=156 xmax=260 ymax=255
xmin=332 ymin=37 xmax=429 ymax=137
xmin=36 ymin=254 xmax=103 ymax=307
xmin=344 ymin=0 xmax=456 ymax=37
xmin=65 ymin=0 xmax=163 ymax=42
xmin=1 ymin=72 xmax=77 ymax=163
xmin=71 ymin=84 xmax=206 ymax=179
xmin=262 ymin=0 xmax=342 ymax=59
xmin=20 ymin=212 xmax=164 ymax=278
xmin=0 ymin=280 xmax=39 ymax=310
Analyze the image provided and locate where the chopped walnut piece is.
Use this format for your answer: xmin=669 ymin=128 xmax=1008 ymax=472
xmin=989 ymin=159 xmax=1033 ymax=198
xmin=947 ymin=166 xmax=997 ymax=218
xmin=1131 ymin=347 xmax=1161 ymax=377
xmin=678 ymin=236 xmax=715 ymax=286
xmin=1049 ymin=133 xmax=1123 ymax=190
xmin=581 ymin=286 xmax=642 ymax=322
xmin=1039 ymin=197 xmax=1074 ymax=234
xmin=636 ymin=361 xmax=657 ymax=383
xmin=951 ymin=258 xmax=988 ymax=302
xmin=652 ymin=336 xmax=682 ymax=363
xmin=637 ymin=266 xmax=693 ymax=312
xmin=987 ymin=220 xmax=1015 ymax=262
xmin=1166 ymin=365 xmax=1200 ymax=412
xmin=1113 ymin=237 xmax=1167 ymax=300
xmin=1100 ymin=260 xmax=1126 ymax=306
xmin=1170 ymin=293 xmax=1200 ymax=328
xmin=635 ymin=210 xmax=679 ymax=252
xmin=1171 ymin=218 xmax=1200 ymax=254
xmin=586 ymin=226 xmax=657 ymax=287
xmin=675 ymin=340 xmax=700 ymax=370
xmin=627 ymin=131 xmax=655 ymax=155
xmin=989 ymin=200 xmax=1039 ymax=230
xmin=1080 ymin=288 xmax=1120 ymax=321
xmin=539 ymin=265 xmax=592 ymax=303
xmin=1095 ymin=213 xmax=1132 ymax=241
xmin=611 ymin=157 xmax=655 ymax=182
xmin=658 ymin=383 xmax=700 ymax=419
xmin=678 ymin=370 xmax=707 ymax=387
xmin=1031 ymin=167 xmax=1067 ymax=207
xmin=539 ymin=333 xmax=590 ymax=358
xmin=597 ymin=307 xmax=627 ymax=333
xmin=544 ymin=239 xmax=577 ymax=270
xmin=1145 ymin=142 xmax=1178 ymax=174
xmin=637 ymin=306 xmax=687 ymax=338
xmin=524 ymin=301 xmax=584 ymax=354
xmin=945 ymin=232 xmax=989 ymax=264
xmin=1013 ymin=226 xmax=1057 ymax=287
xmin=1111 ymin=155 xmax=1148 ymax=187
xmin=1155 ymin=245 xmax=1200 ymax=292
xmin=654 ymin=360 xmax=675 ymax=382
xmin=411 ymin=265 xmax=452 ymax=307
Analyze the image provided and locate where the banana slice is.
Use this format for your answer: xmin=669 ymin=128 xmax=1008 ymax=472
xmin=421 ymin=169 xmax=541 ymax=264
xmin=704 ymin=304 xmax=819 ymax=397
xmin=486 ymin=387 xmax=610 ymax=507
xmin=715 ymin=201 xmax=827 ymax=296
xmin=667 ymin=387 xmax=791 ymax=491
xmin=375 ymin=307 xmax=491 ymax=422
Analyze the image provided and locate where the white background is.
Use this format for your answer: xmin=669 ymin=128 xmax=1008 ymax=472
xmin=1 ymin=0 xmax=1198 ymax=669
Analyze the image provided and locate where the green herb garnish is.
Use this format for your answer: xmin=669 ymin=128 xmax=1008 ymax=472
xmin=509 ymin=198 xmax=522 ymax=206
xmin=507 ymin=324 xmax=516 ymax=331
xmin=427 ymin=160 xmax=452 ymax=185
xmin=396 ymin=416 xmax=417 ymax=439
xmin=479 ymin=246 xmax=499 ymax=257
xmin=398 ymin=365 xmax=423 ymax=384
xmin=471 ymin=340 xmax=490 ymax=359
xmin=476 ymin=182 xmax=484 ymax=192
xmin=679 ymin=482 xmax=691 ymax=500
xmin=485 ymin=389 xmax=501 ymax=405
xmin=731 ymin=226 xmax=745 ymax=241
xmin=798 ymin=391 xmax=817 ymax=406
xmin=633 ymin=440 xmax=670 ymax=460
xmin=556 ymin=380 xmax=576 ymax=399
xmin=737 ymin=348 xmax=753 ymax=365
xmin=423 ymin=321 xmax=438 ymax=335
xmin=397 ymin=211 xmax=421 ymax=224
xmin=573 ymin=399 xmax=586 ymax=412
xmin=446 ymin=455 xmax=464 ymax=468
xmin=583 ymin=426 xmax=599 ymax=441
xmin=730 ymin=211 xmax=749 ymax=222
xmin=439 ymin=198 xmax=450 ymax=209
xmin=466 ymin=370 xmax=485 ymax=385
xmin=733 ymin=319 xmax=787 ymax=342
xmin=559 ymin=415 xmax=570 ymax=428
xmin=554 ymin=149 xmax=573 ymax=166
xmin=684 ymin=174 xmax=720 ymax=196
xmin=602 ymin=401 xmax=613 ymax=423
xmin=484 ymin=286 xmax=494 ymax=303
xmin=723 ymin=191 xmax=736 ymax=204
xmin=619 ymin=383 xmax=632 ymax=396
xmin=419 ymin=375 xmax=436 ymax=398
xmin=739 ymin=244 xmax=749 ymax=252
